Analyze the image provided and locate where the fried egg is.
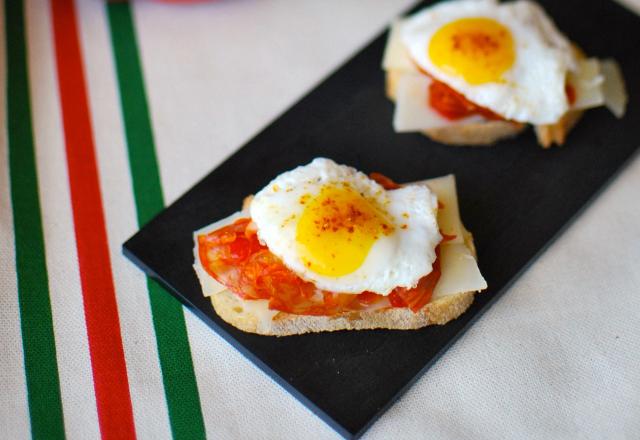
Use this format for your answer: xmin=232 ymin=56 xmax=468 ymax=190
xmin=402 ymin=0 xmax=577 ymax=124
xmin=249 ymin=158 xmax=441 ymax=295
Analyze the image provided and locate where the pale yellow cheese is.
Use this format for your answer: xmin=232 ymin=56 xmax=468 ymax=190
xmin=393 ymin=73 xmax=486 ymax=132
xmin=601 ymin=59 xmax=627 ymax=119
xmin=433 ymin=243 xmax=487 ymax=300
xmin=568 ymin=58 xmax=604 ymax=111
xmin=382 ymin=20 xmax=418 ymax=73
xmin=421 ymin=175 xmax=465 ymax=244
xmin=420 ymin=175 xmax=487 ymax=299
xmin=567 ymin=58 xmax=627 ymax=118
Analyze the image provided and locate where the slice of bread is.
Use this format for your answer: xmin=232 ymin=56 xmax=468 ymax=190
xmin=211 ymin=288 xmax=475 ymax=336
xmin=386 ymin=68 xmax=581 ymax=147
xmin=423 ymin=121 xmax=526 ymax=146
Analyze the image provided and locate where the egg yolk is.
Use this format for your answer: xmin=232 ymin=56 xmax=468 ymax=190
xmin=295 ymin=184 xmax=393 ymax=277
xmin=428 ymin=17 xmax=515 ymax=85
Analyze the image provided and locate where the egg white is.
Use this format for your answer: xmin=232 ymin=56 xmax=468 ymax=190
xmin=249 ymin=158 xmax=441 ymax=295
xmin=402 ymin=0 xmax=577 ymax=124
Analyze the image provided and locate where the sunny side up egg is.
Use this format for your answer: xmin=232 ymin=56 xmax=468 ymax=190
xmin=249 ymin=158 xmax=441 ymax=295
xmin=402 ymin=0 xmax=577 ymax=124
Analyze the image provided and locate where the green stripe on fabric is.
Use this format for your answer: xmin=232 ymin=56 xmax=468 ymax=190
xmin=5 ymin=1 xmax=66 ymax=439
xmin=106 ymin=4 xmax=206 ymax=439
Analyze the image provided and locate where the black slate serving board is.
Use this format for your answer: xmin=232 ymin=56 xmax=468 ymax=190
xmin=123 ymin=1 xmax=639 ymax=438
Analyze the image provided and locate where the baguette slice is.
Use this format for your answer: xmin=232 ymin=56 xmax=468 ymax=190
xmin=422 ymin=121 xmax=526 ymax=147
xmin=196 ymin=177 xmax=486 ymax=336
xmin=211 ymin=288 xmax=475 ymax=336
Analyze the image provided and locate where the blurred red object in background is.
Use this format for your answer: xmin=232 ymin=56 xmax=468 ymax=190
xmin=107 ymin=0 xmax=215 ymax=3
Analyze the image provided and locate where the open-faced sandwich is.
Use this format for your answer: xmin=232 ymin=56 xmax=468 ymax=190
xmin=383 ymin=0 xmax=627 ymax=147
xmin=193 ymin=158 xmax=487 ymax=336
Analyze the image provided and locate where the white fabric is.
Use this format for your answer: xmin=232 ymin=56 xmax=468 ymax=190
xmin=1 ymin=1 xmax=639 ymax=439
xmin=0 ymin=4 xmax=31 ymax=439
xmin=26 ymin=1 xmax=102 ymax=438
xmin=77 ymin=0 xmax=176 ymax=437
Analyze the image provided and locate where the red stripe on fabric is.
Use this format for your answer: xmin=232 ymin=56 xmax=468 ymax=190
xmin=50 ymin=1 xmax=136 ymax=439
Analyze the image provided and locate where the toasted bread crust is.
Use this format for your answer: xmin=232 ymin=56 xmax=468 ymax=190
xmin=534 ymin=109 xmax=583 ymax=148
xmin=211 ymin=289 xmax=475 ymax=336
xmin=386 ymin=69 xmax=580 ymax=147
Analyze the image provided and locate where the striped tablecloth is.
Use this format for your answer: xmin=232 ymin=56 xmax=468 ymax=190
xmin=2 ymin=1 xmax=639 ymax=439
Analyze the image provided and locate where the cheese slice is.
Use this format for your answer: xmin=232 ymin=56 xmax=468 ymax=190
xmin=433 ymin=243 xmax=487 ymax=300
xmin=193 ymin=178 xmax=486 ymax=318
xmin=420 ymin=175 xmax=464 ymax=244
xmin=382 ymin=20 xmax=418 ymax=73
xmin=567 ymin=58 xmax=627 ymax=118
xmin=393 ymin=73 xmax=486 ymax=132
xmin=569 ymin=58 xmax=605 ymax=111
xmin=419 ymin=175 xmax=486 ymax=299
xmin=600 ymin=59 xmax=627 ymax=119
